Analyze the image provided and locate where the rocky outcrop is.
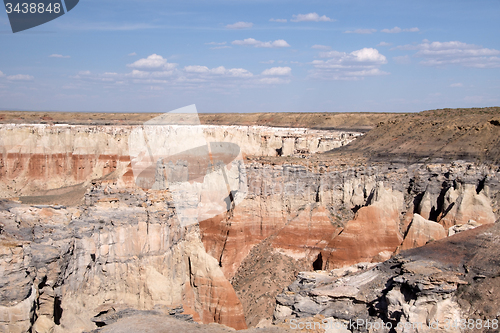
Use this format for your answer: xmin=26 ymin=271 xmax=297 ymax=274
xmin=0 ymin=124 xmax=360 ymax=198
xmin=439 ymin=183 xmax=496 ymax=229
xmin=399 ymin=214 xmax=446 ymax=251
xmin=274 ymin=223 xmax=500 ymax=332
xmin=0 ymin=182 xmax=247 ymax=332
xmin=200 ymin=162 xmax=499 ymax=326
xmin=322 ymin=182 xmax=404 ymax=269
xmin=1 ymin=120 xmax=499 ymax=331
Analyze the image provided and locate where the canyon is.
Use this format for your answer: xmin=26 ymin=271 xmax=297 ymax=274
xmin=0 ymin=108 xmax=499 ymax=333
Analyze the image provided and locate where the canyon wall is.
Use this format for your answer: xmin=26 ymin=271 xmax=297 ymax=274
xmin=200 ymin=161 xmax=499 ymax=326
xmin=1 ymin=121 xmax=499 ymax=331
xmin=0 ymin=182 xmax=247 ymax=332
xmin=0 ymin=124 xmax=360 ymax=198
xmin=273 ymin=222 xmax=500 ymax=332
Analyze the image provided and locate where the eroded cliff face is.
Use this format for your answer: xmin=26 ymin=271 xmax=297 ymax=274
xmin=0 ymin=123 xmax=360 ymax=332
xmin=0 ymin=182 xmax=247 ymax=333
xmin=1 ymin=122 xmax=499 ymax=332
xmin=0 ymin=124 xmax=360 ymax=198
xmin=274 ymin=223 xmax=500 ymax=333
xmin=200 ymin=162 xmax=499 ymax=326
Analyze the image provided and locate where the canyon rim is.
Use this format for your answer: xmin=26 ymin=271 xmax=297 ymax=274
xmin=0 ymin=107 xmax=499 ymax=333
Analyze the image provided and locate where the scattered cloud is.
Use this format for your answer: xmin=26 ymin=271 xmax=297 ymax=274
xmin=260 ymin=60 xmax=275 ymax=64
xmin=311 ymin=45 xmax=331 ymax=50
xmin=49 ymin=54 xmax=70 ymax=58
xmin=226 ymin=21 xmax=253 ymax=29
xmin=311 ymin=47 xmax=388 ymax=80
xmin=382 ymin=27 xmax=419 ymax=33
xmin=184 ymin=65 xmax=253 ymax=78
xmin=128 ymin=70 xmax=175 ymax=79
xmin=261 ymin=67 xmax=292 ymax=76
xmin=395 ymin=40 xmax=500 ymax=68
xmin=393 ymin=55 xmax=411 ymax=64
xmin=377 ymin=42 xmax=392 ymax=47
xmin=269 ymin=18 xmax=287 ymax=23
xmin=291 ymin=13 xmax=334 ymax=22
xmin=127 ymin=54 xmax=177 ymax=70
xmin=7 ymin=74 xmax=34 ymax=81
xmin=344 ymin=29 xmax=376 ymax=34
xmin=232 ymin=38 xmax=290 ymax=48
xmin=128 ymin=52 xmax=137 ymax=56
xmin=0 ymin=70 xmax=4 ymax=77
xmin=450 ymin=83 xmax=463 ymax=87
xmin=382 ymin=27 xmax=402 ymax=33
xmin=78 ymin=70 xmax=91 ymax=75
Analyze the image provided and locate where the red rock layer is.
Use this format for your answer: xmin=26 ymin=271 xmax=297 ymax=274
xmin=271 ymin=205 xmax=341 ymax=265
xmin=200 ymin=195 xmax=288 ymax=279
xmin=323 ymin=185 xmax=404 ymax=269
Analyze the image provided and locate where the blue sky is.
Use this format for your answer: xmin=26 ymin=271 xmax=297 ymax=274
xmin=0 ymin=0 xmax=499 ymax=113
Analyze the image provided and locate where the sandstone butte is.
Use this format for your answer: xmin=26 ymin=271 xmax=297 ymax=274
xmin=0 ymin=107 xmax=499 ymax=332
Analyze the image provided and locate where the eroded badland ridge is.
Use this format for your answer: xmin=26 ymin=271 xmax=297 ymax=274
xmin=0 ymin=108 xmax=499 ymax=333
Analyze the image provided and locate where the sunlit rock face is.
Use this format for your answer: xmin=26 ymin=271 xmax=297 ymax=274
xmin=399 ymin=213 xmax=446 ymax=251
xmin=1 ymin=122 xmax=499 ymax=332
xmin=201 ymin=162 xmax=499 ymax=281
xmin=0 ymin=183 xmax=247 ymax=332
xmin=0 ymin=124 xmax=360 ymax=198
xmin=322 ymin=182 xmax=405 ymax=269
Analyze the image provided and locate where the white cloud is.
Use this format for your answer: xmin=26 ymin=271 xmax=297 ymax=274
xmin=78 ymin=70 xmax=91 ymax=75
xmin=395 ymin=40 xmax=500 ymax=68
xmin=291 ymin=13 xmax=333 ymax=22
xmin=128 ymin=70 xmax=174 ymax=79
xmin=128 ymin=52 xmax=137 ymax=56
xmin=381 ymin=26 xmax=402 ymax=33
xmin=450 ymin=83 xmax=463 ymax=87
xmin=382 ymin=27 xmax=419 ymax=33
xmin=260 ymin=60 xmax=275 ymax=64
xmin=7 ymin=74 xmax=34 ymax=81
xmin=184 ymin=65 xmax=210 ymax=73
xmin=319 ymin=48 xmax=387 ymax=63
xmin=232 ymin=38 xmax=290 ymax=48
xmin=227 ymin=68 xmax=254 ymax=78
xmin=393 ymin=55 xmax=411 ymax=64
xmin=127 ymin=54 xmax=177 ymax=70
xmin=344 ymin=29 xmax=376 ymax=34
xmin=184 ymin=65 xmax=253 ymax=78
xmin=0 ymin=70 xmax=4 ymax=77
xmin=261 ymin=67 xmax=292 ymax=76
xmin=49 ymin=54 xmax=70 ymax=58
xmin=311 ymin=47 xmax=388 ymax=80
xmin=377 ymin=42 xmax=392 ymax=47
xmin=311 ymin=44 xmax=331 ymax=50
xmin=270 ymin=18 xmax=287 ymax=23
xmin=226 ymin=22 xmax=253 ymax=29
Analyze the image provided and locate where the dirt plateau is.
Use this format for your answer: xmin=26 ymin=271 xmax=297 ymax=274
xmin=0 ymin=108 xmax=499 ymax=333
